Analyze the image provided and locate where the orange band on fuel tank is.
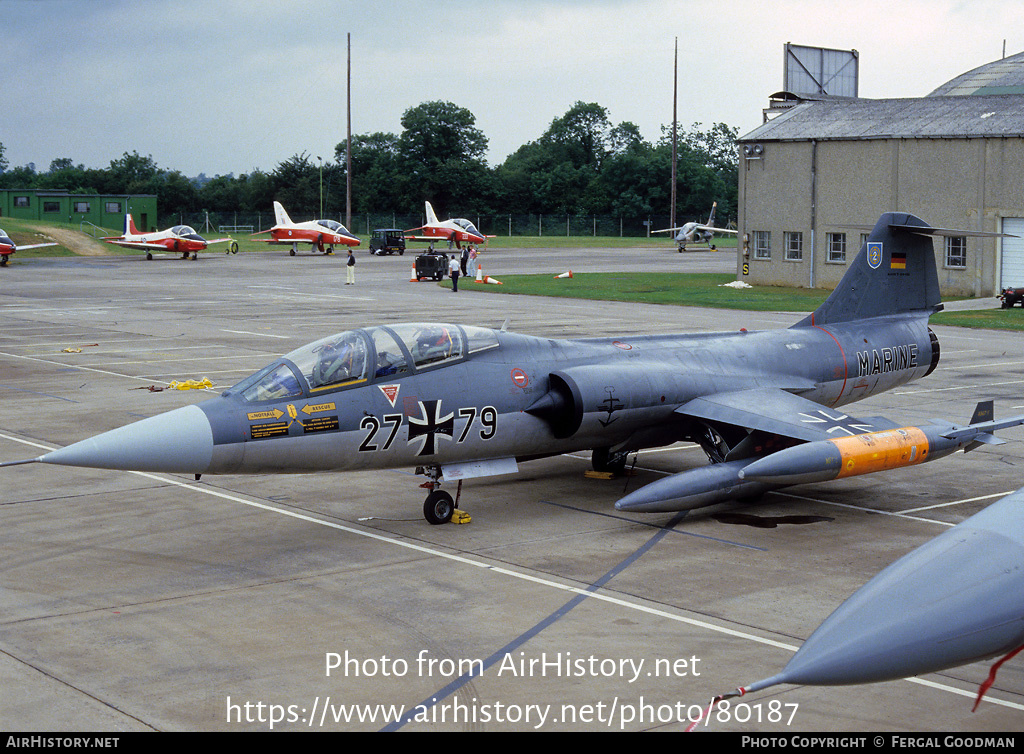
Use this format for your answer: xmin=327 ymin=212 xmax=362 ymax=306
xmin=830 ymin=427 xmax=930 ymax=478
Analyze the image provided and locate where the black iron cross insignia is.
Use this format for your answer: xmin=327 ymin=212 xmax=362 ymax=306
xmin=407 ymin=399 xmax=455 ymax=456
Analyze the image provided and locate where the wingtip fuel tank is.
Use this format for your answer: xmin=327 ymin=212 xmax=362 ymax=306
xmin=614 ymin=459 xmax=773 ymax=512
xmin=615 ymin=404 xmax=1024 ymax=514
xmin=739 ymin=406 xmax=1024 ymax=487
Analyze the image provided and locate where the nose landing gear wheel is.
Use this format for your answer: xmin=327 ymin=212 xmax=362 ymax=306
xmin=423 ymin=490 xmax=455 ymax=525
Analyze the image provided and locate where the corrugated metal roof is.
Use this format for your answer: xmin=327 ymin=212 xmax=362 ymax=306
xmin=739 ymin=93 xmax=1024 ymax=142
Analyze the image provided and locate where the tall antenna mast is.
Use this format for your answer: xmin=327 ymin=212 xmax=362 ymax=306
xmin=346 ymin=33 xmax=352 ymax=229
xmin=671 ymin=36 xmax=678 ymax=228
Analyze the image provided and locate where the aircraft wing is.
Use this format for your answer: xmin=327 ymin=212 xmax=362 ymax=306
xmin=15 ymin=242 xmax=58 ymax=250
xmin=651 ymin=227 xmax=685 ymax=234
xmin=694 ymin=225 xmax=738 ymax=235
xmin=203 ymin=237 xmax=233 ymax=245
xmin=675 ymin=387 xmax=901 ymax=443
xmin=103 ymin=239 xmax=172 ymax=251
xmin=253 ymin=238 xmax=314 ymax=245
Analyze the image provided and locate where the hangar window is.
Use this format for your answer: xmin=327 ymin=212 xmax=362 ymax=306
xmin=13 ymin=196 xmax=29 ymax=208
xmin=43 ymin=202 xmax=59 ymax=213
xmin=105 ymin=202 xmax=121 ymax=214
xmin=827 ymin=233 xmax=846 ymax=263
xmin=753 ymin=231 xmax=770 ymax=259
xmin=945 ymin=236 xmax=967 ymax=268
xmin=73 ymin=202 xmax=90 ymax=213
xmin=784 ymin=232 xmax=803 ymax=261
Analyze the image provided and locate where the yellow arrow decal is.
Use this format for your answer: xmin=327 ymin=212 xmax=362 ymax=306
xmin=302 ymin=402 xmax=337 ymax=415
xmin=247 ymin=408 xmax=285 ymax=421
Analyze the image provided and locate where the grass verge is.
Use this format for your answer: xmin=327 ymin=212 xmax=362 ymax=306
xmin=447 ymin=272 xmax=828 ymax=311
xmin=930 ymin=308 xmax=1024 ymax=331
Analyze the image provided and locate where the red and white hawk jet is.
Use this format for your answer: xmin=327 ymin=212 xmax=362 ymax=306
xmin=405 ymin=201 xmax=490 ymax=249
xmin=103 ymin=214 xmax=234 ymax=260
xmin=252 ymin=201 xmax=360 ymax=256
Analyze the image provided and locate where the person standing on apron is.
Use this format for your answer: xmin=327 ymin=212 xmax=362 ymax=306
xmin=449 ymin=254 xmax=460 ymax=292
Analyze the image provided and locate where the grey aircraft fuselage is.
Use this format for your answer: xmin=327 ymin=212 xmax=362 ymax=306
xmin=49 ymin=315 xmax=933 ymax=480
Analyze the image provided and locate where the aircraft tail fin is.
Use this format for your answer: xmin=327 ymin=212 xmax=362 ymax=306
xmin=273 ymin=201 xmax=291 ymax=227
xmin=425 ymin=201 xmax=439 ymax=226
xmin=940 ymin=399 xmax=1024 ymax=449
xmin=707 ymin=202 xmax=717 ymax=227
xmin=970 ymin=400 xmax=995 ymax=425
xmin=125 ymin=214 xmax=140 ymax=236
xmin=794 ymin=212 xmax=952 ymax=327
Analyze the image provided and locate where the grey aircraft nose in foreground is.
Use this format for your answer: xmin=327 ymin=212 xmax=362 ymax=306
xmin=1 ymin=212 xmax=1015 ymax=524
xmin=698 ymin=487 xmax=1024 ymax=717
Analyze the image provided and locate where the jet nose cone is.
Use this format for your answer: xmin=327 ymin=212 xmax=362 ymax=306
xmin=40 ymin=404 xmax=214 ymax=474
xmin=780 ymin=519 xmax=1024 ymax=686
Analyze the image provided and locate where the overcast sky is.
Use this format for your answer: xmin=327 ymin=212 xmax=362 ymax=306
xmin=3 ymin=0 xmax=1023 ymax=178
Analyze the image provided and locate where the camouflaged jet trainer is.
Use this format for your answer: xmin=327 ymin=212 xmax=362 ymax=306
xmin=1 ymin=212 xmax=1010 ymax=524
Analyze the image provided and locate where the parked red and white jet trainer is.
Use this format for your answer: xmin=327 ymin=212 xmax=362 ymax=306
xmin=0 ymin=228 xmax=57 ymax=266
xmin=103 ymin=214 xmax=234 ymax=260
xmin=251 ymin=201 xmax=360 ymax=256
xmin=405 ymin=201 xmax=491 ymax=249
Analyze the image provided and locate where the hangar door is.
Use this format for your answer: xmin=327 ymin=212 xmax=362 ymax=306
xmin=1001 ymin=218 xmax=1024 ymax=289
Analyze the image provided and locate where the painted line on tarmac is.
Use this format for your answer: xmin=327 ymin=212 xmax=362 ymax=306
xmin=220 ymin=329 xmax=292 ymax=339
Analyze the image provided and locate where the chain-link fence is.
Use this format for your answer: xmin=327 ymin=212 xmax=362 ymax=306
xmin=173 ymin=211 xmax=715 ymax=238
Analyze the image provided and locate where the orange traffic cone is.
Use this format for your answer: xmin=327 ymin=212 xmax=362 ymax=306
xmin=554 ymin=270 xmax=573 ymax=279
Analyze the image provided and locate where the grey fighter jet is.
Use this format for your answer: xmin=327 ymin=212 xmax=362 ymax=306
xmin=651 ymin=202 xmax=737 ymax=251
xmin=0 ymin=212 xmax=1007 ymax=524
xmin=700 ymin=487 xmax=1024 ymax=713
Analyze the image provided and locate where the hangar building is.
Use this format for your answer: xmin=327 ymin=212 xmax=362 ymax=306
xmin=0 ymin=189 xmax=158 ymax=232
xmin=736 ymin=50 xmax=1024 ymax=297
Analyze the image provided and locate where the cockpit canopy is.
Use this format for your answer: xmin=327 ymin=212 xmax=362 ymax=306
xmin=171 ymin=225 xmax=201 ymax=239
xmin=317 ymin=219 xmax=356 ymax=237
xmin=230 ymin=323 xmax=500 ymax=403
xmin=451 ymin=218 xmax=481 ymax=237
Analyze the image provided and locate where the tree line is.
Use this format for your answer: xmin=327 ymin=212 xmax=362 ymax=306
xmin=0 ymin=101 xmax=738 ymax=229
